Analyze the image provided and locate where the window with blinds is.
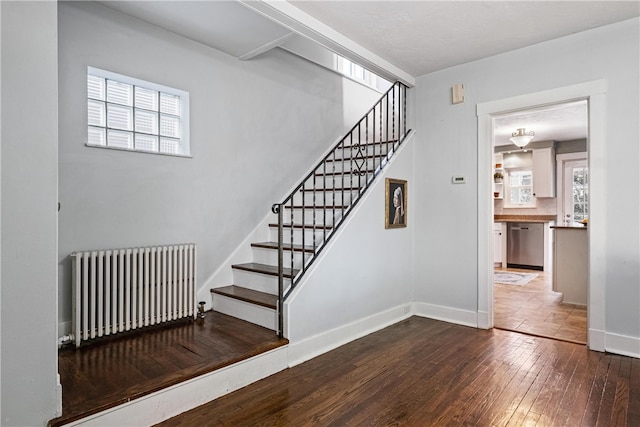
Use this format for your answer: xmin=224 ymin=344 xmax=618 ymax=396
xmin=87 ymin=67 xmax=190 ymax=157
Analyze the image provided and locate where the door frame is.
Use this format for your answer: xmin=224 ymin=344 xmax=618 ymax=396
xmin=557 ymin=154 xmax=588 ymax=226
xmin=476 ymin=80 xmax=606 ymax=352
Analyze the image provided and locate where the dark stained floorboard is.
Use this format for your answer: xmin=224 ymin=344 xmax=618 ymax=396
xmin=50 ymin=312 xmax=287 ymax=427
xmin=156 ymin=317 xmax=639 ymax=427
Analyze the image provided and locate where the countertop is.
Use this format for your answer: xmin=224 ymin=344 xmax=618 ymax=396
xmin=494 ymin=214 xmax=556 ymax=223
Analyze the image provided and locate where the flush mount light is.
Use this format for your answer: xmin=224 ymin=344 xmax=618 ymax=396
xmin=509 ymin=128 xmax=535 ymax=149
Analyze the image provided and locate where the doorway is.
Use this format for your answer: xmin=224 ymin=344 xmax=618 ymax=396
xmin=476 ymin=80 xmax=607 ymax=352
xmin=491 ymin=101 xmax=588 ymax=343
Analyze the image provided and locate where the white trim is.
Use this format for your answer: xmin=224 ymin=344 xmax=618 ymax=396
xmin=63 ymin=346 xmax=289 ymax=426
xmin=287 ymin=304 xmax=411 ymax=367
xmin=477 ymin=80 xmax=607 ymax=352
xmin=413 ymin=302 xmax=478 ymax=328
xmin=605 ymin=332 xmax=640 ymax=358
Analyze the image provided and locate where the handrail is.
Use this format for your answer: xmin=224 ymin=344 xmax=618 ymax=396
xmin=271 ymin=81 xmax=410 ymax=337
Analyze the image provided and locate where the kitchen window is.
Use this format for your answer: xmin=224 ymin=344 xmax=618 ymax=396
xmin=87 ymin=67 xmax=190 ymax=157
xmin=505 ymin=168 xmax=536 ymax=208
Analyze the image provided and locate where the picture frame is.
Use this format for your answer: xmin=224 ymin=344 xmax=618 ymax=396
xmin=385 ymin=178 xmax=407 ymax=228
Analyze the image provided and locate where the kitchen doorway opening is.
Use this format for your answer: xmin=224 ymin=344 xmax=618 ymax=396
xmin=476 ymin=80 xmax=607 ymax=352
xmin=492 ymin=101 xmax=589 ymax=344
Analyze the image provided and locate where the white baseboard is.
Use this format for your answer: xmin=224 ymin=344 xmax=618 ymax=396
xmin=605 ymin=331 xmax=640 ymax=358
xmin=63 ymin=346 xmax=289 ymax=426
xmin=413 ymin=302 xmax=478 ymax=328
xmin=287 ymin=304 xmax=411 ymax=367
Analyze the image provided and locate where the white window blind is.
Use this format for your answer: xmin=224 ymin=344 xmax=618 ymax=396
xmin=87 ymin=67 xmax=190 ymax=157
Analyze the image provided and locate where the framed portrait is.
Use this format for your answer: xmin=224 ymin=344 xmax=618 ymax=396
xmin=385 ymin=178 xmax=407 ymax=228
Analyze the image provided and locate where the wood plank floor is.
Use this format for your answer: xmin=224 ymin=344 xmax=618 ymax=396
xmin=157 ymin=317 xmax=639 ymax=427
xmin=51 ymin=312 xmax=288 ymax=427
xmin=494 ymin=267 xmax=587 ymax=344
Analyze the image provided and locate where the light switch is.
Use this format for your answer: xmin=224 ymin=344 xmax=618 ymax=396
xmin=452 ymin=83 xmax=464 ymax=104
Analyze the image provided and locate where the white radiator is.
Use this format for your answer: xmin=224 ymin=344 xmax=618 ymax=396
xmin=70 ymin=243 xmax=196 ymax=347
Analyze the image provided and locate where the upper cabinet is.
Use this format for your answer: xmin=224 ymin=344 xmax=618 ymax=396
xmin=532 ymin=147 xmax=556 ymax=198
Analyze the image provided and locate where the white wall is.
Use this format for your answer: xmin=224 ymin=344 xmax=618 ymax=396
xmin=286 ymin=133 xmax=415 ymax=362
xmin=414 ymin=19 xmax=640 ymax=346
xmin=1 ymin=2 xmax=60 ymax=425
xmin=57 ymin=2 xmax=380 ymax=330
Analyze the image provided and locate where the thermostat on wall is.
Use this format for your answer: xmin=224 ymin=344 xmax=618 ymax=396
xmin=452 ymin=176 xmax=466 ymax=184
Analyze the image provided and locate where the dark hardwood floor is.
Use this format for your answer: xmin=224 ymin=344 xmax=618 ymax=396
xmin=51 ymin=312 xmax=288 ymax=427
xmin=157 ymin=317 xmax=639 ymax=427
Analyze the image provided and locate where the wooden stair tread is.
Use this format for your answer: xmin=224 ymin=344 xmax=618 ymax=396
xmin=283 ymin=205 xmax=349 ymax=209
xmin=211 ymin=285 xmax=277 ymax=309
xmin=231 ymin=262 xmax=299 ymax=278
xmin=341 ymin=140 xmax=398 ymax=149
xmin=325 ymin=153 xmax=388 ymax=163
xmin=268 ymin=222 xmax=332 ymax=230
xmin=315 ymin=169 xmax=376 ymax=177
xmin=301 ymin=187 xmax=361 ymax=192
xmin=251 ymin=241 xmax=315 ymax=253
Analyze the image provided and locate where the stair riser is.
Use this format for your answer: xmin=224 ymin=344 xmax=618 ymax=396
xmin=318 ymin=157 xmax=384 ymax=173
xmin=269 ymin=227 xmax=330 ymax=246
xmin=252 ymin=247 xmax=311 ymax=270
xmin=337 ymin=144 xmax=394 ymax=157
xmin=312 ymin=174 xmax=374 ymax=190
xmin=231 ymin=269 xmax=288 ymax=294
xmin=300 ymin=191 xmax=357 ymax=205
xmin=212 ymin=294 xmax=277 ymax=330
xmin=280 ymin=209 xmax=344 ymax=225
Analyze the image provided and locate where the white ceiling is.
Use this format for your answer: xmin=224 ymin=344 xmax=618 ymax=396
xmin=290 ymin=1 xmax=639 ymax=77
xmin=493 ymin=100 xmax=588 ymax=146
xmin=96 ymin=1 xmax=637 ymax=145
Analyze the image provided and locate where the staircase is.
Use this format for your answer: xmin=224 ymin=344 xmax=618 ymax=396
xmin=211 ymin=82 xmax=410 ymax=336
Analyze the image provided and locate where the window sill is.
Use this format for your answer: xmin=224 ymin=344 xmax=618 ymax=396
xmin=85 ymin=143 xmax=192 ymax=159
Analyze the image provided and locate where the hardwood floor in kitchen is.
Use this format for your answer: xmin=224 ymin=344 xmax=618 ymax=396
xmin=494 ymin=267 xmax=587 ymax=344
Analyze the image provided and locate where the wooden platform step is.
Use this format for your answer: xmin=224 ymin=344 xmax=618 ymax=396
xmin=211 ymin=285 xmax=277 ymax=309
xmin=231 ymin=262 xmax=299 ymax=279
xmin=251 ymin=241 xmax=316 ymax=253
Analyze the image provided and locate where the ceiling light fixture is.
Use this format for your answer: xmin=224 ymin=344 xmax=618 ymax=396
xmin=509 ymin=128 xmax=535 ymax=149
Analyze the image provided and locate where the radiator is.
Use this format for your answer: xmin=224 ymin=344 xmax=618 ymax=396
xmin=71 ymin=243 xmax=196 ymax=347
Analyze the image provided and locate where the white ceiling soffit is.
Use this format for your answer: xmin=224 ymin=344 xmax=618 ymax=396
xmin=289 ymin=0 xmax=640 ymax=77
xmin=97 ymin=1 xmax=294 ymax=59
xmin=493 ymin=100 xmax=588 ymax=147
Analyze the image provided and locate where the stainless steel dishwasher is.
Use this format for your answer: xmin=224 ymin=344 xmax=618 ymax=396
xmin=507 ymin=222 xmax=544 ymax=270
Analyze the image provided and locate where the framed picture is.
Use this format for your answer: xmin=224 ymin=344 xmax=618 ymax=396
xmin=385 ymin=178 xmax=407 ymax=228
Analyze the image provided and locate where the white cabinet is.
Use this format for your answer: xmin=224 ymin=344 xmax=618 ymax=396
xmin=533 ymin=147 xmax=555 ymax=197
xmin=552 ymin=227 xmax=587 ymax=305
xmin=493 ymin=223 xmax=504 ymax=265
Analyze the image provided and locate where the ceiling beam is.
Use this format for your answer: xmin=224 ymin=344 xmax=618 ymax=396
xmin=239 ymin=0 xmax=415 ymax=87
xmin=238 ymin=32 xmax=296 ymax=61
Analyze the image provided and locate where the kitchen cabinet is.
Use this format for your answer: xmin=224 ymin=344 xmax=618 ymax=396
xmin=493 ymin=222 xmax=504 ymax=266
xmin=552 ymin=227 xmax=587 ymax=305
xmin=533 ymin=147 xmax=555 ymax=197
